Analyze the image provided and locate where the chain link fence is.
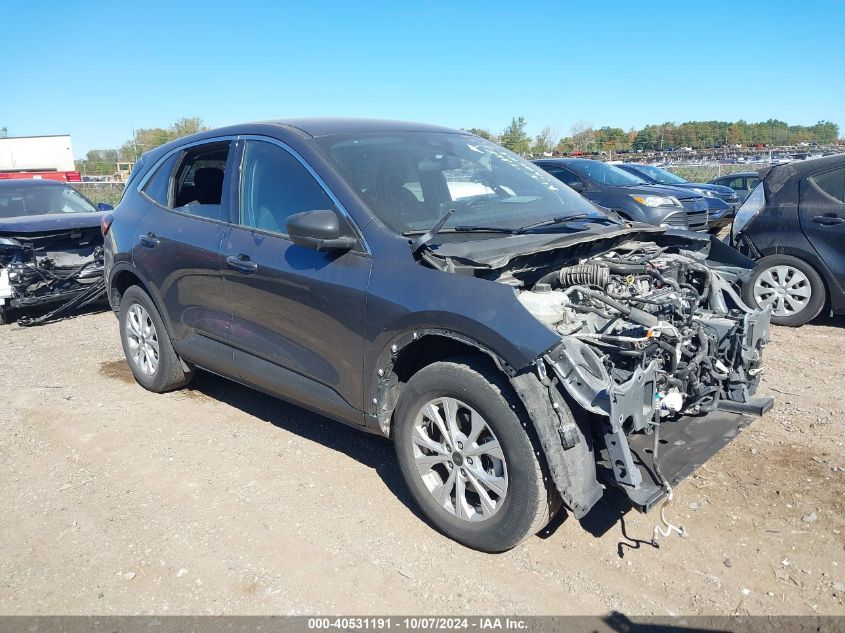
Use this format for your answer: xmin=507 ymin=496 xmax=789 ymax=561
xmin=73 ymin=182 xmax=126 ymax=206
xmin=662 ymin=163 xmax=762 ymax=183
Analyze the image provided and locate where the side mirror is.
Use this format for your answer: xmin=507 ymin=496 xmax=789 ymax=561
xmin=97 ymin=202 xmax=114 ymax=211
xmin=286 ymin=209 xmax=358 ymax=251
xmin=567 ymin=180 xmax=586 ymax=194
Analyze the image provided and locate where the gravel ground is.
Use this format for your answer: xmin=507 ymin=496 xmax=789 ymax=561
xmin=0 ymin=310 xmax=843 ymax=616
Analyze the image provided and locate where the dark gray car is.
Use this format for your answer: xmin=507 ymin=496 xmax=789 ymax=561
xmin=104 ymin=119 xmax=772 ymax=552
xmin=534 ymin=158 xmax=710 ymax=231
xmin=711 ymin=171 xmax=761 ymax=204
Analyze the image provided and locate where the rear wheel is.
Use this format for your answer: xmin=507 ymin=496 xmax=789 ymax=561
xmin=118 ymin=286 xmax=193 ymax=392
xmin=393 ymin=357 xmax=554 ymax=552
xmin=743 ymin=254 xmax=826 ymax=327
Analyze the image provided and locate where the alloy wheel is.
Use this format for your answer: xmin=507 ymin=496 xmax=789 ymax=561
xmin=125 ymin=303 xmax=160 ymax=375
xmin=411 ymin=397 xmax=508 ymax=522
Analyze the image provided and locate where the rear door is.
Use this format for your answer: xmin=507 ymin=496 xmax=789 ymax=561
xmin=133 ymin=139 xmax=235 ymax=375
xmin=800 ymin=165 xmax=845 ymax=291
xmin=220 ymin=137 xmax=372 ymax=423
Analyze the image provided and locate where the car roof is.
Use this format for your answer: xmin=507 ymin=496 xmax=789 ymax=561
xmin=0 ymin=178 xmax=67 ymax=188
xmin=264 ymin=118 xmax=463 ymax=138
xmin=137 ymin=118 xmax=472 ymax=169
xmin=715 ymin=171 xmax=758 ymax=179
xmin=533 ymin=157 xmax=595 ymax=166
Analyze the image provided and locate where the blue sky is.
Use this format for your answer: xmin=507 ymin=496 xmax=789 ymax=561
xmin=2 ymin=0 xmax=843 ymax=158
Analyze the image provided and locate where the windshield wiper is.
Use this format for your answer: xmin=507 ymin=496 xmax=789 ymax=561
xmin=408 ymin=208 xmax=455 ymax=254
xmin=514 ymin=214 xmax=600 ymax=232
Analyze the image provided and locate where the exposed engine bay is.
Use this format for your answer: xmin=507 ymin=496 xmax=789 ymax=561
xmin=0 ymin=228 xmax=105 ymax=325
xmin=471 ymin=233 xmax=772 ymax=513
xmin=514 ymin=241 xmax=768 ymax=420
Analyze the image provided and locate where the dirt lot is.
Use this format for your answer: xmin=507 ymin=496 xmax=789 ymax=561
xmin=0 ymin=309 xmax=843 ymax=616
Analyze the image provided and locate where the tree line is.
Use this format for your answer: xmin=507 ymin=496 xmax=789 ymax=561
xmin=75 ymin=117 xmax=209 ymax=175
xmin=72 ymin=115 xmax=841 ymax=174
xmin=468 ymin=117 xmax=841 ymax=156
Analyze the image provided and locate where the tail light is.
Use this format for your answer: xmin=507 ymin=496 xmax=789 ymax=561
xmin=101 ymin=213 xmax=114 ymax=236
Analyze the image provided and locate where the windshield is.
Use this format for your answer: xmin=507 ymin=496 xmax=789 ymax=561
xmin=629 ymin=164 xmax=687 ymax=185
xmin=312 ymin=132 xmax=602 ymax=234
xmin=0 ymin=183 xmax=97 ymax=218
xmin=568 ymin=160 xmax=648 ymax=187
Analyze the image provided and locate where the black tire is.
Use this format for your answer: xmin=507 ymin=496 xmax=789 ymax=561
xmin=118 ymin=285 xmax=193 ymax=392
xmin=742 ymin=254 xmax=826 ymax=327
xmin=0 ymin=307 xmax=14 ymax=325
xmin=393 ymin=356 xmax=554 ymax=552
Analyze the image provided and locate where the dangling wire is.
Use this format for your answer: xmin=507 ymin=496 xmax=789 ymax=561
xmin=649 ymin=417 xmax=687 ymax=547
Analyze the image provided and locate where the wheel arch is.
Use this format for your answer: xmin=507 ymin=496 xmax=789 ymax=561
xmin=370 ymin=328 xmax=605 ymax=519
xmin=368 ymin=328 xmax=517 ymax=438
xmin=108 ymin=264 xmax=176 ymax=340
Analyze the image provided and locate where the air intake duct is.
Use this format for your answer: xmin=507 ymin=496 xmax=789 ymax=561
xmin=536 ymin=264 xmax=610 ymax=289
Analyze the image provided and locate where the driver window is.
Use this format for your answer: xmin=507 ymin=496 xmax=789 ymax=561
xmin=238 ymin=140 xmax=337 ymax=235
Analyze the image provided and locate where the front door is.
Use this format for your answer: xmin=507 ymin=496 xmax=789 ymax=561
xmin=220 ymin=138 xmax=372 ymax=423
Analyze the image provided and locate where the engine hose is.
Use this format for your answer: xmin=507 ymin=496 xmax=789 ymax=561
xmin=650 ymin=424 xmax=687 ymax=546
xmin=563 ymin=285 xmax=659 ymax=328
xmin=648 ymin=267 xmax=681 ymax=291
xmin=606 ymin=262 xmax=647 ymax=275
xmin=569 ymin=304 xmax=612 ymax=319
xmin=536 ymin=263 xmax=610 ymax=289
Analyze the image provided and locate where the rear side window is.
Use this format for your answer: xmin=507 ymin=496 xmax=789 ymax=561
xmin=172 ymin=141 xmax=232 ymax=220
xmin=542 ymin=165 xmax=583 ymax=187
xmin=810 ymin=168 xmax=844 ymax=203
xmin=724 ymin=176 xmax=745 ymax=190
xmin=238 ymin=140 xmax=336 ymax=235
xmin=142 ymin=153 xmax=179 ymax=206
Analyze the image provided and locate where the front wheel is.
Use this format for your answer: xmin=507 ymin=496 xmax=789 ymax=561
xmin=393 ymin=357 xmax=554 ymax=552
xmin=743 ymin=254 xmax=826 ymax=327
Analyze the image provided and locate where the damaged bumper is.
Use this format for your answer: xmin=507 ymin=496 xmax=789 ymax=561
xmin=542 ymin=307 xmax=772 ymax=514
xmin=0 ymin=233 xmax=105 ymax=324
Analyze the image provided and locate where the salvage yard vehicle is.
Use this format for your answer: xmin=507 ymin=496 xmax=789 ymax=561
xmin=0 ymin=179 xmax=111 ymax=325
xmin=105 ymin=119 xmax=772 ymax=552
xmin=711 ymin=171 xmax=760 ymax=204
xmin=616 ymin=163 xmax=739 ymax=232
xmin=533 ymin=158 xmax=710 ymax=231
xmin=732 ymin=154 xmax=845 ymax=326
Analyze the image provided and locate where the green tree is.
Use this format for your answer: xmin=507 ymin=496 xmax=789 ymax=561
xmin=464 ymin=127 xmax=493 ymax=140
xmin=499 ymin=117 xmax=530 ymax=154
xmin=172 ymin=117 xmax=209 ymax=139
xmin=531 ymin=126 xmax=556 ymax=155
xmin=569 ymin=121 xmax=595 ymax=153
xmin=0 ymin=126 xmax=7 ymax=138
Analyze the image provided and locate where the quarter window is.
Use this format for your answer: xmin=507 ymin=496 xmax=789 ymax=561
xmin=142 ymin=153 xmax=179 ymax=206
xmin=811 ymin=168 xmax=845 ymax=204
xmin=238 ymin=140 xmax=337 ymax=235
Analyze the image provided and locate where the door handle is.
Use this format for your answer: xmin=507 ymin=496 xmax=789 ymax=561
xmin=226 ymin=254 xmax=258 ymax=273
xmin=138 ymin=232 xmax=160 ymax=247
xmin=811 ymin=215 xmax=844 ymax=226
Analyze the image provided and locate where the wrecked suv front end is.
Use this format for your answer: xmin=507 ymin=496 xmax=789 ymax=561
xmin=501 ymin=231 xmax=771 ymax=518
